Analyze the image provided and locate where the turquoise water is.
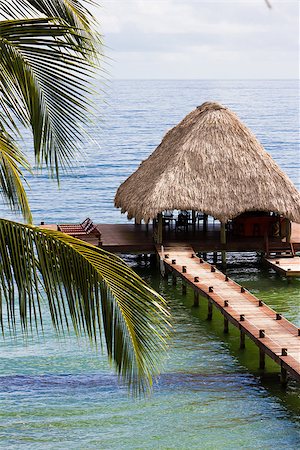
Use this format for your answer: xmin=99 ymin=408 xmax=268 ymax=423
xmin=0 ymin=80 xmax=299 ymax=449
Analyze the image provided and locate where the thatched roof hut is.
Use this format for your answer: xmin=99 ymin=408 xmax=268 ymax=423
xmin=115 ymin=102 xmax=300 ymax=224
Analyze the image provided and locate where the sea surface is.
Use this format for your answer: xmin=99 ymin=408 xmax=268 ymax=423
xmin=0 ymin=80 xmax=299 ymax=449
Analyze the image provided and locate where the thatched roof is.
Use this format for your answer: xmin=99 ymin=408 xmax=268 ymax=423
xmin=115 ymin=102 xmax=300 ymax=224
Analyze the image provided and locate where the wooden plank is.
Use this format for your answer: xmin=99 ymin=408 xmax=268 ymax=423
xmin=157 ymin=243 xmax=300 ymax=382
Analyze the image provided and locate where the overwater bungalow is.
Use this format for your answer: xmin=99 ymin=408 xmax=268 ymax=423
xmin=115 ymin=102 xmax=300 ymax=260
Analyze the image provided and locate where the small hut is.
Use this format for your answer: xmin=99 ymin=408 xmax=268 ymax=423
xmin=115 ymin=102 xmax=300 ymax=251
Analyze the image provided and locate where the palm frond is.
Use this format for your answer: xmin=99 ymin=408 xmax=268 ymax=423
xmin=0 ymin=18 xmax=98 ymax=178
xmin=0 ymin=0 xmax=101 ymax=58
xmin=0 ymin=219 xmax=171 ymax=394
xmin=0 ymin=132 xmax=32 ymax=222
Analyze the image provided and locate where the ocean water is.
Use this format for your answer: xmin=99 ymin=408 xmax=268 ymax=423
xmin=0 ymin=80 xmax=299 ymax=449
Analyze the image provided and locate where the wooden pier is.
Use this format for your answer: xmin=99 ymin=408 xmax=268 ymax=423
xmin=41 ymin=222 xmax=300 ymax=255
xmin=264 ymin=256 xmax=300 ymax=277
xmin=157 ymin=243 xmax=300 ymax=383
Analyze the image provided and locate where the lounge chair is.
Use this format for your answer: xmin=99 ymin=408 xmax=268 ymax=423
xmin=58 ymin=218 xmax=102 ymax=245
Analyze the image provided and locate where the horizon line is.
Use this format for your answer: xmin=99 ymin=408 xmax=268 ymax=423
xmin=98 ymin=77 xmax=299 ymax=81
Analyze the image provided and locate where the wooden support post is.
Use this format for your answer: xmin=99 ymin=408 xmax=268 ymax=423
xmin=172 ymin=274 xmax=177 ymax=286
xmin=213 ymin=252 xmax=218 ymax=264
xmin=240 ymin=330 xmax=245 ymax=349
xmin=207 ymin=301 xmax=213 ymax=320
xmin=193 ymin=291 xmax=199 ymax=307
xmin=259 ymin=349 xmax=265 ymax=369
xmin=203 ymin=214 xmax=208 ymax=232
xmin=150 ymin=253 xmax=157 ymax=267
xmin=286 ymin=219 xmax=291 ymax=244
xmin=134 ymin=218 xmax=141 ymax=225
xmin=280 ymin=366 xmax=287 ymax=386
xmin=220 ymin=222 xmax=227 ymax=268
xmin=157 ymin=213 xmax=163 ymax=244
xmin=192 ymin=210 xmax=196 ymax=233
xmin=224 ymin=316 xmax=229 ymax=333
xmin=182 ymin=282 xmax=187 ymax=295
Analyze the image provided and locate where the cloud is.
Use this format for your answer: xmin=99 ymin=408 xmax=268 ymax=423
xmin=93 ymin=0 xmax=299 ymax=79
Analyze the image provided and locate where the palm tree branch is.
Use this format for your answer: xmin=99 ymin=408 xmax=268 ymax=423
xmin=0 ymin=219 xmax=171 ymax=394
xmin=0 ymin=130 xmax=32 ymax=222
xmin=0 ymin=18 xmax=97 ymax=177
xmin=0 ymin=0 xmax=102 ymax=58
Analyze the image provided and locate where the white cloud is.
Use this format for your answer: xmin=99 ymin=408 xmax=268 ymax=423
xmin=92 ymin=0 xmax=299 ymax=79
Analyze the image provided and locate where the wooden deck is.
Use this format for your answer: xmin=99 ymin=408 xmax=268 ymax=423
xmin=47 ymin=222 xmax=298 ymax=254
xmin=157 ymin=243 xmax=300 ymax=383
xmin=99 ymin=223 xmax=300 ymax=254
xmin=264 ymin=257 xmax=300 ymax=277
xmin=262 ymin=223 xmax=300 ymax=277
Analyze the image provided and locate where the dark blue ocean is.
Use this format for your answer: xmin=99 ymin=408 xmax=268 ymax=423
xmin=0 ymin=80 xmax=299 ymax=449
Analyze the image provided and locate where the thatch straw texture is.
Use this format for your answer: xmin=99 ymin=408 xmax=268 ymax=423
xmin=115 ymin=102 xmax=300 ymax=224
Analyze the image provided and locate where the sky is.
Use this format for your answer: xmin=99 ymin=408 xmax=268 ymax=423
xmin=91 ymin=0 xmax=299 ymax=79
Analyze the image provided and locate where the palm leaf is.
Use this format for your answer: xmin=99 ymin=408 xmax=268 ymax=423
xmin=0 ymin=18 xmax=99 ymax=178
xmin=0 ymin=0 xmax=101 ymax=60
xmin=0 ymin=219 xmax=171 ymax=394
xmin=0 ymin=131 xmax=32 ymax=222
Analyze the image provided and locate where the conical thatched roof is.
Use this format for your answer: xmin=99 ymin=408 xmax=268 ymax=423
xmin=115 ymin=102 xmax=300 ymax=224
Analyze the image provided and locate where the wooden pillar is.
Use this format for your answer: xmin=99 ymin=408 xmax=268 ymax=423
xmin=157 ymin=213 xmax=163 ymax=244
xmin=203 ymin=214 xmax=208 ymax=232
xmin=150 ymin=253 xmax=157 ymax=267
xmin=280 ymin=366 xmax=287 ymax=386
xmin=163 ymin=266 xmax=169 ymax=279
xmin=286 ymin=219 xmax=291 ymax=243
xmin=224 ymin=316 xmax=229 ymax=333
xmin=207 ymin=301 xmax=213 ymax=320
xmin=220 ymin=222 xmax=227 ymax=267
xmin=193 ymin=291 xmax=199 ymax=307
xmin=259 ymin=349 xmax=265 ymax=370
xmin=134 ymin=218 xmax=141 ymax=225
xmin=192 ymin=210 xmax=196 ymax=233
xmin=182 ymin=281 xmax=187 ymax=295
xmin=240 ymin=330 xmax=245 ymax=349
xmin=213 ymin=252 xmax=218 ymax=264
xmin=172 ymin=274 xmax=177 ymax=285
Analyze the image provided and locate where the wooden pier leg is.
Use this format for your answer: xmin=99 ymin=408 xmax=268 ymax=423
xmin=286 ymin=220 xmax=291 ymax=244
xmin=240 ymin=330 xmax=245 ymax=349
xmin=157 ymin=213 xmax=163 ymax=244
xmin=150 ymin=253 xmax=157 ymax=267
xmin=224 ymin=316 xmax=229 ymax=333
xmin=220 ymin=222 xmax=227 ymax=268
xmin=213 ymin=252 xmax=218 ymax=264
xmin=221 ymin=251 xmax=226 ymax=268
xmin=192 ymin=210 xmax=196 ymax=233
xmin=280 ymin=366 xmax=288 ymax=386
xmin=193 ymin=291 xmax=199 ymax=307
xmin=207 ymin=301 xmax=213 ymax=320
xmin=172 ymin=274 xmax=177 ymax=286
xmin=203 ymin=214 xmax=208 ymax=233
xmin=259 ymin=349 xmax=265 ymax=370
xmin=182 ymin=282 xmax=187 ymax=295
